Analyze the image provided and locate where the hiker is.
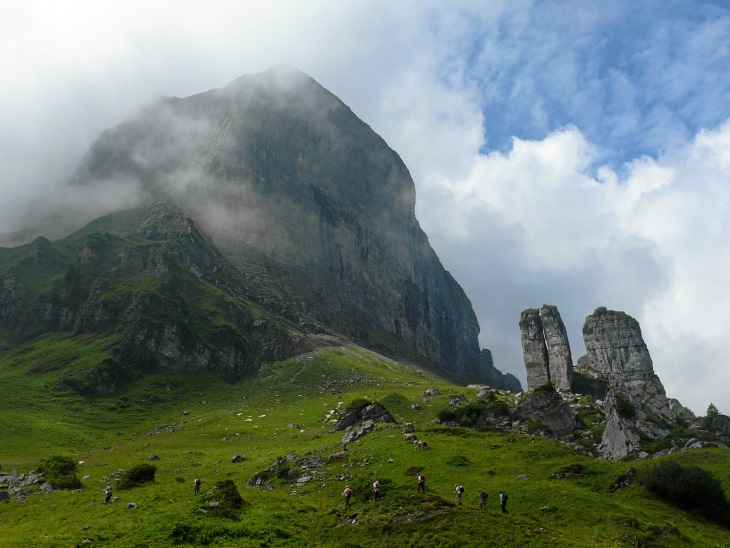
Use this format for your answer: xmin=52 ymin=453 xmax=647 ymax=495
xmin=455 ymin=484 xmax=464 ymax=505
xmin=499 ymin=490 xmax=509 ymax=514
xmin=417 ymin=473 xmax=426 ymax=494
xmin=479 ymin=488 xmax=488 ymax=510
xmin=372 ymin=480 xmax=381 ymax=502
xmin=343 ymin=485 xmax=352 ymax=508
xmin=193 ymin=476 xmax=202 ymax=495
xmin=104 ymin=484 xmax=113 ymax=504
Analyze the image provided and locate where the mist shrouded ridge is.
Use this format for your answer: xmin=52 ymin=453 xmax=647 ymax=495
xmin=56 ymin=64 xmax=520 ymax=390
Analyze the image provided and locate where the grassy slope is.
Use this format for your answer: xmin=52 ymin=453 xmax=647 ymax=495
xmin=1 ymin=342 xmax=729 ymax=547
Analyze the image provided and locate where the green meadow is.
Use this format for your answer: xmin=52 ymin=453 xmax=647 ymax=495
xmin=1 ymin=337 xmax=729 ymax=547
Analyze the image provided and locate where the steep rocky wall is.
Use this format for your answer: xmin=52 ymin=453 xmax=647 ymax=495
xmin=65 ymin=65 xmax=519 ymax=389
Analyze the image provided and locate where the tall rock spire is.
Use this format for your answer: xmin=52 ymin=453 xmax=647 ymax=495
xmin=540 ymin=305 xmax=573 ymax=392
xmin=520 ymin=309 xmax=550 ymax=388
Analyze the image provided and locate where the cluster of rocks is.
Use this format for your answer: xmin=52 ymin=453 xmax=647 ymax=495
xmin=334 ymin=402 xmax=395 ymax=445
xmin=517 ymin=305 xmax=728 ymax=460
xmin=0 ymin=469 xmax=47 ymax=501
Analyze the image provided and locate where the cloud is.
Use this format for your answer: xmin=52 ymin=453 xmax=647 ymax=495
xmin=414 ymin=119 xmax=730 ymax=414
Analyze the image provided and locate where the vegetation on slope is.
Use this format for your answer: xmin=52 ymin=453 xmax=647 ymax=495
xmin=1 ymin=344 xmax=729 ymax=547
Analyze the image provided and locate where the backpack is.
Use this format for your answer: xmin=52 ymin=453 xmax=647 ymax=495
xmin=345 ymin=488 xmax=352 ymax=496
xmin=374 ymin=481 xmax=380 ymax=491
xmin=459 ymin=486 xmax=465 ymax=493
xmin=502 ymin=493 xmax=508 ymax=501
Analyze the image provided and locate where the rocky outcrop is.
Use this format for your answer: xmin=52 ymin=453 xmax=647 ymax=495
xmin=540 ymin=305 xmax=573 ymax=392
xmin=520 ymin=309 xmax=550 ymax=388
xmin=519 ymin=305 xmax=573 ymax=391
xmin=514 ymin=387 xmax=576 ymax=436
xmin=577 ymin=308 xmax=671 ymax=420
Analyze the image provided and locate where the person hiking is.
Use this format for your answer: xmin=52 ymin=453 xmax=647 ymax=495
xmin=104 ymin=484 xmax=113 ymax=504
xmin=193 ymin=476 xmax=202 ymax=495
xmin=455 ymin=484 xmax=464 ymax=505
xmin=479 ymin=488 xmax=488 ymax=510
xmin=417 ymin=473 xmax=426 ymax=494
xmin=499 ymin=490 xmax=509 ymax=514
xmin=372 ymin=480 xmax=381 ymax=502
xmin=343 ymin=485 xmax=352 ymax=508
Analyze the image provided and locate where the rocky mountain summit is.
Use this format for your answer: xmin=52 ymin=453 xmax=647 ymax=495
xmin=516 ymin=305 xmax=729 ymax=460
xmin=0 ymin=65 xmax=519 ymax=392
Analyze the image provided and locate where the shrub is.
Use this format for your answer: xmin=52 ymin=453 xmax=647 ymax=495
xmin=642 ymin=461 xmax=730 ymax=525
xmin=485 ymin=399 xmax=510 ymax=417
xmin=118 ymin=463 xmax=157 ymax=489
xmin=534 ymin=381 xmax=555 ymax=395
xmin=203 ymin=480 xmax=248 ymax=519
xmin=36 ymin=456 xmax=81 ymax=490
xmin=445 ymin=455 xmax=471 ymax=467
xmin=344 ymin=398 xmax=371 ymax=414
xmin=439 ymin=397 xmax=510 ymax=426
xmin=437 ymin=408 xmax=458 ymax=423
xmin=615 ymin=394 xmax=636 ymax=419
xmin=380 ymin=393 xmax=408 ymax=409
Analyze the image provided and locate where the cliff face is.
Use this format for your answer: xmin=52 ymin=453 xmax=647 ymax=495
xmin=4 ymin=65 xmax=520 ymax=390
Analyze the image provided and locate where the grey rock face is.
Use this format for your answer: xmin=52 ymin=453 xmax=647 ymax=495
xmin=578 ymin=308 xmax=671 ymax=420
xmin=598 ymin=409 xmax=641 ymax=460
xmin=514 ymin=388 xmax=576 ymax=436
xmin=540 ymin=305 xmax=573 ymax=392
xmin=520 ymin=309 xmax=550 ymax=389
xmin=41 ymin=65 xmax=520 ymax=390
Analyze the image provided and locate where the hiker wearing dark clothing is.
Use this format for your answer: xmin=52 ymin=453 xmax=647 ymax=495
xmin=343 ymin=486 xmax=352 ymax=508
xmin=373 ymin=480 xmax=381 ymax=502
xmin=193 ymin=476 xmax=202 ymax=495
xmin=417 ymin=473 xmax=426 ymax=494
xmin=479 ymin=488 xmax=488 ymax=510
xmin=499 ymin=491 xmax=509 ymax=514
xmin=104 ymin=484 xmax=113 ymax=504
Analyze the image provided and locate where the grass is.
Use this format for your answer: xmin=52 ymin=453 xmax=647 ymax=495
xmin=1 ymin=343 xmax=729 ymax=546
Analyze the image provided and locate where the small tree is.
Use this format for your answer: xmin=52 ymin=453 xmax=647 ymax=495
xmin=707 ymin=403 xmax=719 ymax=418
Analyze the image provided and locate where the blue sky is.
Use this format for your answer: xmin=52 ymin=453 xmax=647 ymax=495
xmin=1 ymin=0 xmax=729 ymax=414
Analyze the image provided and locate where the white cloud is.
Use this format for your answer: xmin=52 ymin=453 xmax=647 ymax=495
xmin=413 ymin=117 xmax=730 ymax=414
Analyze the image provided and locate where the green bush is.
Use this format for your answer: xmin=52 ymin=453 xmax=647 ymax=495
xmin=118 ymin=463 xmax=157 ymax=489
xmin=534 ymin=381 xmax=555 ymax=394
xmin=344 ymin=398 xmax=371 ymax=414
xmin=642 ymin=461 xmax=729 ymax=525
xmin=437 ymin=408 xmax=458 ymax=423
xmin=203 ymin=480 xmax=248 ymax=519
xmin=615 ymin=394 xmax=636 ymax=419
xmin=36 ymin=456 xmax=81 ymax=490
xmin=445 ymin=455 xmax=471 ymax=467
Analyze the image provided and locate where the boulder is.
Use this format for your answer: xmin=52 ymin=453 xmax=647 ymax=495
xmin=341 ymin=420 xmax=376 ymax=445
xmin=598 ymin=410 xmax=641 ymax=460
xmin=514 ymin=388 xmax=576 ymax=437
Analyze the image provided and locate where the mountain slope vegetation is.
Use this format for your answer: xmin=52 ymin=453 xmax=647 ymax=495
xmin=1 ymin=343 xmax=728 ymax=547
